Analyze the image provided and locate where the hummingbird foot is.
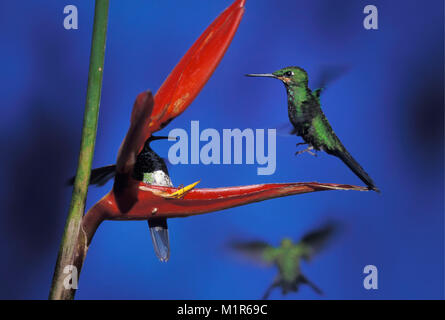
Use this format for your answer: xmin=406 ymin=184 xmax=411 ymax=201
xmin=295 ymin=146 xmax=317 ymax=157
xmin=296 ymin=142 xmax=307 ymax=147
xmin=168 ymin=180 xmax=201 ymax=199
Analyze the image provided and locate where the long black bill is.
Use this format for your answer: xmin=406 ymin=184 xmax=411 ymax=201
xmin=149 ymin=135 xmax=177 ymax=141
xmin=245 ymin=73 xmax=276 ymax=78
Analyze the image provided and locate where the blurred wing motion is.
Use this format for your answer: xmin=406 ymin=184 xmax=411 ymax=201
xmin=275 ymin=121 xmax=298 ymax=137
xmin=313 ymin=65 xmax=350 ymax=93
xmin=299 ymin=222 xmax=340 ymax=260
xmin=229 ymin=240 xmax=272 ymax=265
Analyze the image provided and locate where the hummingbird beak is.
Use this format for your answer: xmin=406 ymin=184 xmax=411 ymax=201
xmin=149 ymin=135 xmax=177 ymax=141
xmin=245 ymin=73 xmax=276 ymax=78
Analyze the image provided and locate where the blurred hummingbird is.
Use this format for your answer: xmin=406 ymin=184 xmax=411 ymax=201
xmin=68 ymin=136 xmax=199 ymax=262
xmin=246 ymin=67 xmax=379 ymax=192
xmin=230 ymin=222 xmax=339 ymax=299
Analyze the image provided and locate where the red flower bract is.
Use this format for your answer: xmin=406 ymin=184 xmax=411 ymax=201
xmin=94 ymin=182 xmax=368 ymax=219
xmin=82 ymin=0 xmax=367 ymax=245
xmin=116 ymin=0 xmax=246 ymax=180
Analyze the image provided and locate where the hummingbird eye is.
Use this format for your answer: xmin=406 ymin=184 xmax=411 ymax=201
xmin=285 ymin=71 xmax=294 ymax=77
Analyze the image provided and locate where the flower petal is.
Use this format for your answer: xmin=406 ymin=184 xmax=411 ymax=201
xmin=101 ymin=182 xmax=368 ymax=219
xmin=142 ymin=0 xmax=246 ymax=153
xmin=114 ymin=0 xmax=246 ymax=182
xmin=115 ymin=91 xmax=154 ymax=176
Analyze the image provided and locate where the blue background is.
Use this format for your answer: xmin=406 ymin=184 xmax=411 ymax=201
xmin=0 ymin=0 xmax=443 ymax=299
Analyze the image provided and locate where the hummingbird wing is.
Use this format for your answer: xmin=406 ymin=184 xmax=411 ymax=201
xmin=228 ymin=240 xmax=272 ymax=265
xmin=67 ymin=138 xmax=174 ymax=187
xmin=274 ymin=122 xmax=299 ymax=137
xmin=299 ymin=222 xmax=340 ymax=260
xmin=312 ymin=65 xmax=350 ymax=93
xmin=67 ymin=164 xmax=116 ymax=187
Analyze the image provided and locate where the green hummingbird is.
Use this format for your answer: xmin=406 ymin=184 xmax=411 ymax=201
xmin=68 ymin=136 xmax=175 ymax=262
xmin=230 ymin=223 xmax=339 ymax=299
xmin=246 ymin=66 xmax=379 ymax=192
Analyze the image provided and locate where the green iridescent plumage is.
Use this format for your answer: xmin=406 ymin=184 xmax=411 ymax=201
xmin=247 ymin=66 xmax=379 ymax=192
xmin=230 ymin=223 xmax=339 ymax=299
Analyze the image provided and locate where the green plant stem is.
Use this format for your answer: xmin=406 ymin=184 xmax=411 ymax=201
xmin=49 ymin=0 xmax=109 ymax=300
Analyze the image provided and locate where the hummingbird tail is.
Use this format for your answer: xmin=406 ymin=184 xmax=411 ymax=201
xmin=148 ymin=218 xmax=170 ymax=262
xmin=67 ymin=164 xmax=116 ymax=187
xmin=334 ymin=150 xmax=380 ymax=193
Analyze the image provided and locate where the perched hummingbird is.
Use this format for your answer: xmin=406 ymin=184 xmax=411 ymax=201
xmin=246 ymin=67 xmax=379 ymax=192
xmin=230 ymin=223 xmax=339 ymax=299
xmin=68 ymin=136 xmax=180 ymax=262
xmin=132 ymin=136 xmax=173 ymax=262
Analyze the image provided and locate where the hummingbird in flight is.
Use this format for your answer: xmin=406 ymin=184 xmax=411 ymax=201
xmin=68 ymin=136 xmax=199 ymax=262
xmin=246 ymin=66 xmax=379 ymax=192
xmin=230 ymin=222 xmax=339 ymax=299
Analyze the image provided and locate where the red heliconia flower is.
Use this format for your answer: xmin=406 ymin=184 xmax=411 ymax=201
xmin=82 ymin=0 xmax=367 ymax=244
xmin=83 ymin=181 xmax=366 ymax=243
